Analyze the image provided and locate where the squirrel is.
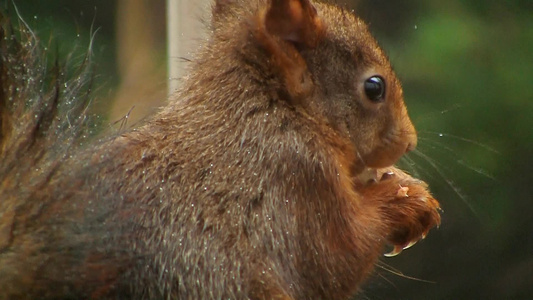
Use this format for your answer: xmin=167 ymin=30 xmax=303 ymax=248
xmin=0 ymin=0 xmax=441 ymax=299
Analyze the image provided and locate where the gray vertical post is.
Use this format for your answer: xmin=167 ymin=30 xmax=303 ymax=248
xmin=167 ymin=0 xmax=209 ymax=96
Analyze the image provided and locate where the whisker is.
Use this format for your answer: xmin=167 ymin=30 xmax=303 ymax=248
xmin=411 ymin=149 xmax=481 ymax=220
xmin=399 ymin=152 xmax=442 ymax=184
xmin=377 ymin=272 xmax=397 ymax=288
xmin=418 ymin=136 xmax=496 ymax=181
xmin=376 ymin=261 xmax=435 ymax=284
xmin=438 ymin=103 xmax=463 ymax=115
xmin=456 ymin=160 xmax=497 ymax=181
xmin=418 ymin=136 xmax=462 ymax=157
xmin=413 ymin=103 xmax=462 ymax=124
xmin=398 ymin=154 xmax=422 ymax=178
xmin=419 ymin=131 xmax=500 ymax=154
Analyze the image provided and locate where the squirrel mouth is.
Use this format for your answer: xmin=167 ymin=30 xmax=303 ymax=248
xmin=354 ymin=167 xmax=397 ymax=188
xmin=355 ymin=167 xmax=378 ymax=185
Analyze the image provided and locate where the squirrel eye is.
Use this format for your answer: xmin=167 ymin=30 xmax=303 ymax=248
xmin=364 ymin=76 xmax=386 ymax=102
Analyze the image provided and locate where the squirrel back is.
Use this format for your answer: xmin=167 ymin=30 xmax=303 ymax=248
xmin=0 ymin=1 xmax=441 ymax=299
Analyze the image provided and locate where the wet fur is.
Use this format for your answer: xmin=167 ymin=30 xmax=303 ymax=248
xmin=0 ymin=1 xmax=440 ymax=299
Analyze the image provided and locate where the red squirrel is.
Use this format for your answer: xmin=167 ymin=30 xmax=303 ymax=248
xmin=0 ymin=0 xmax=441 ymax=299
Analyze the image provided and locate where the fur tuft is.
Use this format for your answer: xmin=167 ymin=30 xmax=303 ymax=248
xmin=0 ymin=10 xmax=94 ymax=198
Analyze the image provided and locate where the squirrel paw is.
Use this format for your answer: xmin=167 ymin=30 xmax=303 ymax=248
xmin=359 ymin=167 xmax=442 ymax=257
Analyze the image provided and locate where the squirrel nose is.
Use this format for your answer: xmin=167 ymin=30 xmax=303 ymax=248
xmin=405 ymin=134 xmax=417 ymax=153
xmin=403 ymin=115 xmax=417 ymax=153
xmin=406 ymin=142 xmax=416 ymax=153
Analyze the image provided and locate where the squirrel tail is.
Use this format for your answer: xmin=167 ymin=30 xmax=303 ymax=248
xmin=0 ymin=9 xmax=94 ymax=197
xmin=0 ymin=9 xmax=103 ymax=298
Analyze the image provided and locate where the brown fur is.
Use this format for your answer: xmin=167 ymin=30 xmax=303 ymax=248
xmin=0 ymin=0 xmax=440 ymax=299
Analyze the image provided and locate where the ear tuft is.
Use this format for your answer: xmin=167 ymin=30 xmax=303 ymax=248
xmin=265 ymin=0 xmax=323 ymax=47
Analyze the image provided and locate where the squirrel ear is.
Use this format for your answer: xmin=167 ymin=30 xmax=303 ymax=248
xmin=265 ymin=0 xmax=323 ymax=47
xmin=256 ymin=0 xmax=324 ymax=102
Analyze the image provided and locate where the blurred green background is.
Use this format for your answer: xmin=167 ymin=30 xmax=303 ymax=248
xmin=5 ymin=0 xmax=533 ymax=299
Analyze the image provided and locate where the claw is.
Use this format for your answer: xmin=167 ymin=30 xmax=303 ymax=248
xmin=403 ymin=239 xmax=418 ymax=250
xmin=384 ymin=245 xmax=403 ymax=257
xmin=384 ymin=239 xmax=420 ymax=257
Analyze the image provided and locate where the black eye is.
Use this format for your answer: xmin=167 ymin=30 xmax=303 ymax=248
xmin=364 ymin=76 xmax=386 ymax=102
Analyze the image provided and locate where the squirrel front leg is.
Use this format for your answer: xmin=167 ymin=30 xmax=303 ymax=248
xmin=358 ymin=167 xmax=441 ymax=256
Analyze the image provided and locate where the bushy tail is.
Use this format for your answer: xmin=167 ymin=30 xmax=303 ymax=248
xmin=0 ymin=9 xmax=94 ymax=199
xmin=0 ymin=9 xmax=104 ymax=298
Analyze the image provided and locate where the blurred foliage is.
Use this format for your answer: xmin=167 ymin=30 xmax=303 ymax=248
xmin=5 ymin=0 xmax=533 ymax=299
xmin=3 ymin=0 xmax=119 ymax=116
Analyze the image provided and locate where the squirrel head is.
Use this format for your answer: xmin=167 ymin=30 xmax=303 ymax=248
xmin=212 ymin=0 xmax=417 ymax=174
